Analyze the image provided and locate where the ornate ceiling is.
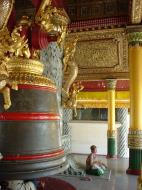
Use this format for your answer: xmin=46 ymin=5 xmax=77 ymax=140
xmin=15 ymin=0 xmax=35 ymax=20
xmin=64 ymin=0 xmax=129 ymax=22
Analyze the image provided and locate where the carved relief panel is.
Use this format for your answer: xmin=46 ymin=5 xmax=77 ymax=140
xmin=67 ymin=28 xmax=128 ymax=80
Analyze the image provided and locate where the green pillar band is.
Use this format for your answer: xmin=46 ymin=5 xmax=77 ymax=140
xmin=127 ymin=149 xmax=142 ymax=175
xmin=107 ymin=137 xmax=117 ymax=158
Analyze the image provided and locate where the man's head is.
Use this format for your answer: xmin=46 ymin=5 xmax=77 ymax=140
xmin=90 ymin=145 xmax=97 ymax=153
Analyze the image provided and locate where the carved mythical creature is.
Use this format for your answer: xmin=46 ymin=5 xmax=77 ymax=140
xmin=8 ymin=26 xmax=31 ymax=58
xmin=0 ymin=76 xmax=18 ymax=110
xmin=0 ymin=56 xmax=18 ymax=110
xmin=63 ymin=38 xmax=78 ymax=93
xmin=35 ymin=0 xmax=69 ymax=46
xmin=62 ymin=38 xmax=82 ymax=114
xmin=65 ymin=82 xmax=84 ymax=116
xmin=0 ymin=23 xmax=30 ymax=109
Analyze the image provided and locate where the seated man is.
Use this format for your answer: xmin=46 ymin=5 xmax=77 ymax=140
xmin=86 ymin=145 xmax=107 ymax=176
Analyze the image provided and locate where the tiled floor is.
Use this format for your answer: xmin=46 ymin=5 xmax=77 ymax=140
xmin=54 ymin=154 xmax=138 ymax=190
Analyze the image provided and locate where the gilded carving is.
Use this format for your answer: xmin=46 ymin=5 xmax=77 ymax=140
xmin=76 ymin=39 xmax=118 ymax=68
xmin=62 ymin=38 xmax=83 ymax=114
xmin=63 ymin=38 xmax=78 ymax=93
xmin=0 ymin=21 xmax=32 ymax=110
xmin=7 ymin=58 xmax=44 ymax=75
xmin=63 ymin=82 xmax=84 ymax=116
xmin=131 ymin=0 xmax=142 ymax=24
xmin=107 ymin=130 xmax=116 ymax=138
xmin=66 ymin=28 xmax=128 ymax=80
xmin=9 ymin=73 xmax=56 ymax=89
xmin=0 ymin=0 xmax=69 ymax=110
xmin=0 ymin=80 xmax=18 ymax=110
xmin=35 ymin=0 xmax=69 ymax=46
xmin=128 ymin=130 xmax=142 ymax=149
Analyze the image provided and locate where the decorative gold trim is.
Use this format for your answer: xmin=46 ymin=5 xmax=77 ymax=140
xmin=76 ymin=90 xmax=130 ymax=108
xmin=8 ymin=73 xmax=56 ymax=89
xmin=76 ymin=100 xmax=130 ymax=108
xmin=75 ymin=73 xmax=129 ymax=80
xmin=107 ymin=130 xmax=116 ymax=138
xmin=77 ymin=91 xmax=130 ymax=100
xmin=128 ymin=130 xmax=142 ymax=149
xmin=7 ymin=58 xmax=44 ymax=75
xmin=131 ymin=0 xmax=142 ymax=24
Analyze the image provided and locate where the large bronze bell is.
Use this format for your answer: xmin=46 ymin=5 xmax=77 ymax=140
xmin=0 ymin=58 xmax=68 ymax=180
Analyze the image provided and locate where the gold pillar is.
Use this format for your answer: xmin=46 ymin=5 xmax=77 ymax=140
xmin=106 ymin=79 xmax=117 ymax=158
xmin=127 ymin=28 xmax=142 ymax=175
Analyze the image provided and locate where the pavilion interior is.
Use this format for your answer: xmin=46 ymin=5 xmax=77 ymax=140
xmin=0 ymin=0 xmax=142 ymax=190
